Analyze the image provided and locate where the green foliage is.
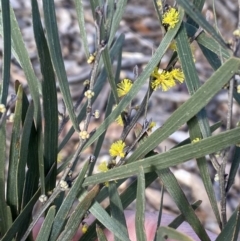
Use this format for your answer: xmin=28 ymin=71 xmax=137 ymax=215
xmin=0 ymin=0 xmax=240 ymax=240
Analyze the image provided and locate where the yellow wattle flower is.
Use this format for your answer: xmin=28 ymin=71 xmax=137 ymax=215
xmin=162 ymin=8 xmax=180 ymax=29
xmin=109 ymin=140 xmax=126 ymax=158
xmin=117 ymin=79 xmax=133 ymax=97
xmin=151 ymin=68 xmax=176 ymax=91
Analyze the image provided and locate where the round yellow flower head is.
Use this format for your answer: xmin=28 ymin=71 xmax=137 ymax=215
xmin=109 ymin=140 xmax=126 ymax=158
xmin=117 ymin=79 xmax=133 ymax=97
xmin=81 ymin=223 xmax=89 ymax=234
xmin=162 ymin=7 xmax=180 ymax=29
xmin=151 ymin=67 xmax=176 ymax=91
xmin=169 ymin=69 xmax=185 ymax=83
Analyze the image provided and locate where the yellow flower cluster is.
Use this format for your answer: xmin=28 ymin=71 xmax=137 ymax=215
xmin=156 ymin=0 xmax=162 ymax=10
xmin=162 ymin=8 xmax=179 ymax=29
xmin=117 ymin=79 xmax=133 ymax=97
xmin=81 ymin=223 xmax=89 ymax=234
xmin=192 ymin=138 xmax=201 ymax=143
xmin=109 ymin=140 xmax=126 ymax=158
xmin=79 ymin=130 xmax=90 ymax=140
xmin=94 ymin=109 xmax=100 ymax=119
xmin=148 ymin=121 xmax=156 ymax=132
xmin=0 ymin=104 xmax=6 ymax=113
xmin=113 ymin=79 xmax=133 ymax=126
xmin=151 ymin=68 xmax=184 ymax=91
xmin=87 ymin=52 xmax=96 ymax=64
xmin=97 ymin=161 xmax=111 ymax=187
xmin=113 ymin=105 xmax=125 ymax=127
xmin=98 ymin=161 xmax=109 ymax=172
xmin=115 ymin=114 xmax=124 ymax=126
xmin=84 ymin=90 xmax=95 ymax=99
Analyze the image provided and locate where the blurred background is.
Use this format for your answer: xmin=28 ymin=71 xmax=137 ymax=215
xmin=2 ymin=0 xmax=240 ymax=235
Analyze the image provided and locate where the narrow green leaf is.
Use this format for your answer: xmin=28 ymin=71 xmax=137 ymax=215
xmin=22 ymin=122 xmax=39 ymax=209
xmin=168 ymin=200 xmax=202 ymax=229
xmin=176 ymin=24 xmax=211 ymax=136
xmin=83 ymin=9 xmax=184 ymax=151
xmin=50 ymin=160 xmax=90 ymax=241
xmin=16 ymin=122 xmax=39 ymax=240
xmin=1 ymin=188 xmax=41 ymax=241
xmin=176 ymin=24 xmax=200 ymax=94
xmin=226 ymin=147 xmax=240 ymax=192
xmin=0 ymin=0 xmax=11 ymax=104
xmin=156 ymin=226 xmax=194 ymax=241
xmin=197 ymin=32 xmax=231 ymax=59
xmin=156 ymin=169 xmax=210 ymax=241
xmin=108 ymin=182 xmax=129 ymax=241
xmin=186 ymin=0 xmax=204 ymax=28
xmin=2 ymin=163 xmax=56 ymax=241
xmin=81 ymin=172 xmax=157 ymax=241
xmin=152 ymin=0 xmax=162 ymax=24
xmin=96 ymin=225 xmax=108 ymax=241
xmin=7 ymin=85 xmax=23 ymax=220
xmin=201 ymin=168 xmax=220 ymax=223
xmin=0 ymin=120 xmax=12 ymax=235
xmin=89 ymin=201 xmax=131 ymax=241
xmin=89 ymin=0 xmax=99 ymax=19
xmin=5 ymin=5 xmax=41 ymax=123
xmin=17 ymin=103 xmax=34 ymax=210
xmin=198 ymin=42 xmax=222 ymax=71
xmin=57 ymin=185 xmax=100 ymax=241
xmin=135 ymin=166 xmax=147 ymax=241
xmin=42 ymin=0 xmax=79 ymax=132
xmin=126 ymin=57 xmax=240 ymax=164
xmin=173 ymin=121 xmax=222 ymax=149
xmin=102 ymin=46 xmax=119 ymax=103
xmin=36 ymin=206 xmax=56 ymax=241
xmin=175 ymin=1 xmax=227 ymax=48
xmin=74 ymin=0 xmax=90 ymax=58
xmin=83 ymin=126 xmax=240 ymax=186
xmin=105 ymin=0 xmax=115 ymax=39
xmin=233 ymin=90 xmax=240 ymax=106
xmin=93 ymin=121 xmax=220 ymax=206
xmin=188 ymin=118 xmax=221 ymax=227
xmin=215 ymin=206 xmax=240 ymax=241
xmin=82 ymin=166 xmax=203 ymax=240
xmin=32 ymin=0 xmax=58 ymax=191
xmin=176 ymin=24 xmax=223 ymax=227
xmin=37 ymin=126 xmax=45 ymax=195
xmin=109 ymin=0 xmax=128 ymax=45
